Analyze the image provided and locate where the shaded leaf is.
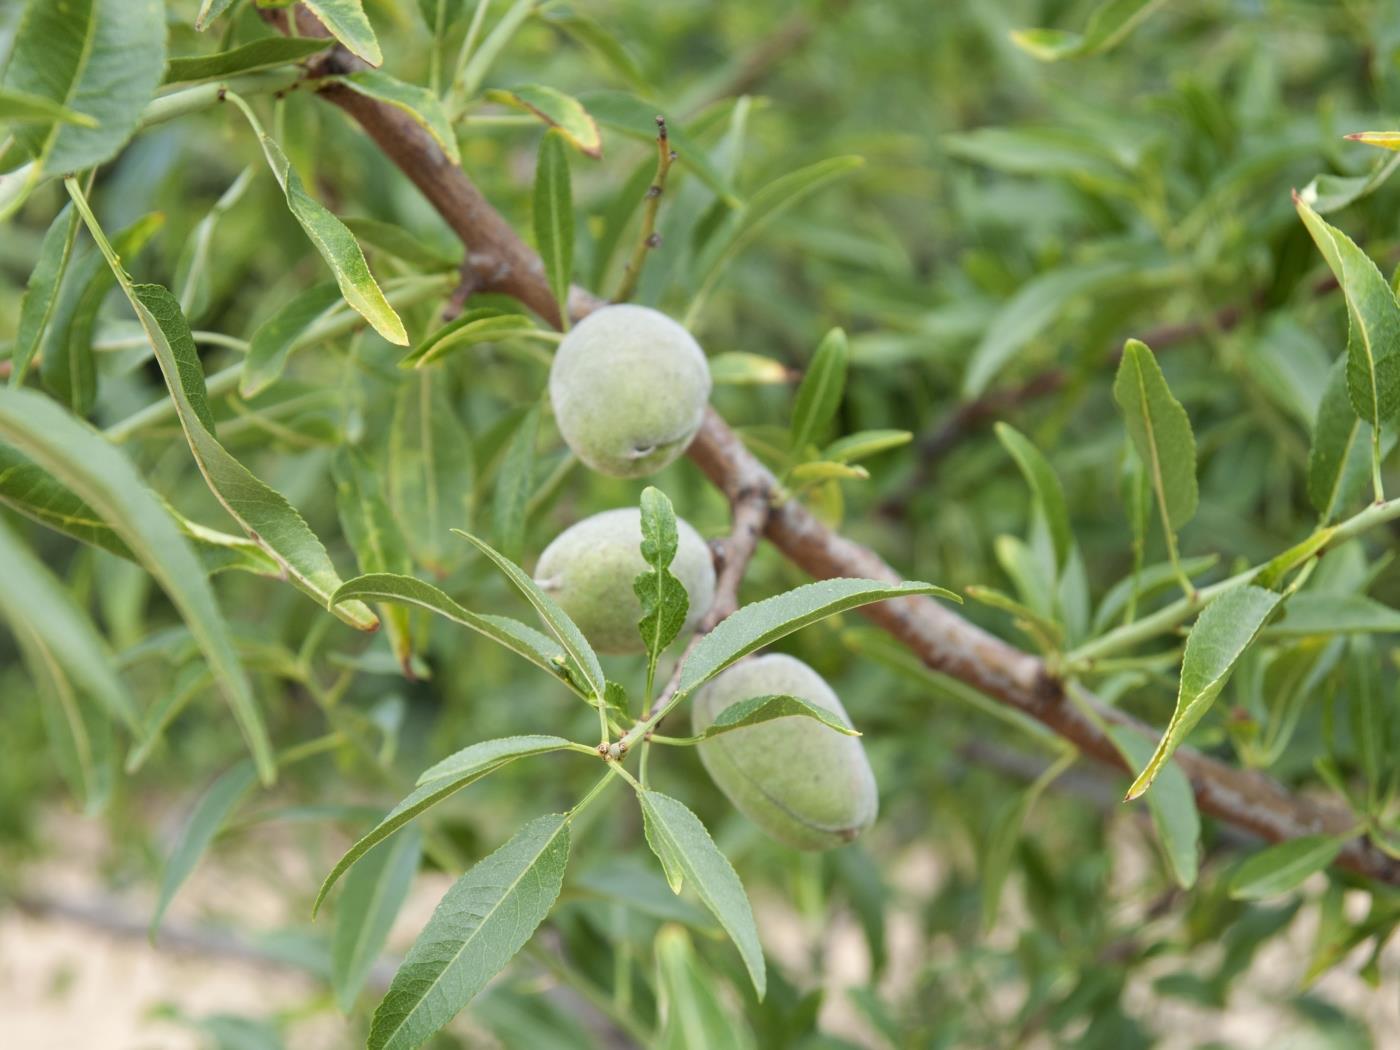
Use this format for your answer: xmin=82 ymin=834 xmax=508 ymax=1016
xmin=638 ymin=789 xmax=765 ymax=999
xmin=368 ymin=814 xmax=571 ymax=1050
xmin=655 ymin=925 xmax=752 ymax=1050
xmin=1113 ymin=339 xmax=1198 ymax=532
xmin=387 ymin=374 xmax=473 ymax=574
xmin=677 ymin=578 xmax=959 ymax=696
xmin=11 ymin=203 xmax=79 ymax=386
xmin=0 ymin=87 xmax=98 ymax=127
xmin=580 ymin=91 xmax=737 ymax=205
xmin=332 ymin=827 xmax=422 ymax=1013
xmin=1011 ymin=0 xmax=1166 ymax=61
xmin=533 ymin=131 xmax=574 ymax=324
xmin=402 ymin=307 xmax=538 ymax=368
xmin=1229 ymin=836 xmax=1343 ymax=900
xmin=164 ymin=38 xmax=331 ymax=84
xmin=995 ymin=422 xmax=1073 ymax=574
xmin=1267 ymin=593 xmax=1400 ymax=637
xmin=241 ymin=282 xmax=344 ymax=397
xmin=1308 ymin=357 xmax=1373 ymax=523
xmin=789 ymin=328 xmax=848 ymax=456
xmin=338 ymin=71 xmax=459 ymax=164
xmin=1108 ymin=727 xmax=1200 ymax=888
xmin=1127 ymin=586 xmax=1282 ymax=799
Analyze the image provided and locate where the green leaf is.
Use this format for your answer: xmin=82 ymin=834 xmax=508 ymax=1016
xmin=688 ymin=156 xmax=864 ymax=324
xmin=654 ymin=925 xmax=751 ymax=1050
xmin=533 ymin=130 xmax=574 ymax=324
xmin=487 ymin=84 xmax=602 ymax=157
xmin=1091 ymin=554 xmax=1219 ymax=635
xmin=694 ymin=693 xmax=860 ymax=741
xmin=995 ymin=423 xmax=1073 ymax=575
xmin=1229 ymin=835 xmax=1343 ymax=900
xmin=1295 ymin=194 xmax=1400 ymax=426
xmin=44 ymin=213 xmax=163 ymax=416
xmin=337 ymin=71 xmax=459 ymax=164
xmin=1 ymin=0 xmax=165 ymax=177
xmin=492 ymin=403 xmax=539 ymax=562
xmin=241 ymin=282 xmax=344 ymax=397
xmin=638 ymin=789 xmax=766 ymax=999
xmin=452 ymin=528 xmax=607 ymax=700
xmin=572 ymin=860 xmax=717 ymax=930
xmin=330 ymin=573 xmax=579 ymax=694
xmin=244 ymin=124 xmax=406 ymax=345
xmin=0 ymin=442 xmax=279 ymax=578
xmin=332 ymin=827 xmax=422 ymax=1013
xmin=368 ymin=814 xmax=571 ymax=1050
xmin=11 ymin=203 xmax=79 ymax=386
xmin=315 ymin=737 xmax=576 ymax=916
xmin=579 ymin=91 xmax=737 ymax=206
xmin=677 ymin=578 xmax=960 ymax=696
xmin=1107 ymin=727 xmax=1200 ymax=888
xmin=537 ymin=10 xmax=647 ymax=93
xmin=824 ymin=429 xmax=912 ymax=464
xmin=1308 ymin=358 xmax=1373 ymax=523
xmin=454 ymin=0 xmax=535 ymax=102
xmin=151 ymin=760 xmax=258 ymax=938
xmin=417 ymin=0 xmax=465 ymax=31
xmin=128 ymin=284 xmax=379 ymax=632
xmin=1266 ymin=593 xmax=1400 ymax=637
xmin=980 ymin=786 xmax=1037 ymax=930
xmin=163 ymin=38 xmax=331 ymax=84
xmin=194 ymin=0 xmax=239 ymax=30
xmin=630 ymin=487 xmax=691 ymax=694
xmin=401 ymin=307 xmax=539 ymax=368
xmin=335 ymin=450 xmax=416 ymax=677
xmin=176 ymin=167 xmax=255 ymax=321
xmin=1126 ymin=586 xmax=1282 ymax=800
xmin=789 ymin=328 xmax=848 ymax=457
xmin=789 ymin=461 xmax=868 ymax=484
xmin=0 ymin=87 xmax=98 ymax=127
xmin=0 ymin=388 xmax=273 ymax=784
xmin=1113 ymin=339 xmax=1198 ymax=532
xmin=387 ymin=374 xmax=473 ymax=574
xmin=302 ymin=0 xmax=383 ymax=66
xmin=708 ymin=352 xmax=791 ymax=386
xmin=0 ymin=515 xmax=138 ymax=733
xmin=963 ymin=261 xmax=1130 ymax=398
xmin=1011 ymin=0 xmax=1165 ymax=61
xmin=18 ymin=622 xmax=114 ymax=815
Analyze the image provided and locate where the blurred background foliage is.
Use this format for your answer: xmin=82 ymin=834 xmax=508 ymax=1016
xmin=5 ymin=0 xmax=1400 ymax=1046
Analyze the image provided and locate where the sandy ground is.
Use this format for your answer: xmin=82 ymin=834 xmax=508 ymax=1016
xmin=3 ymin=808 xmax=1396 ymax=1049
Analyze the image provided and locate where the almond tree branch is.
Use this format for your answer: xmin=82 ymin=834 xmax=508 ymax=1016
xmin=260 ymin=7 xmax=1400 ymax=886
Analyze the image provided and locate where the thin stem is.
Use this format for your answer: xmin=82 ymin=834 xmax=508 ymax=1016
xmin=1373 ymin=423 xmax=1386 ymax=503
xmin=613 ymin=116 xmax=675 ymax=303
xmin=448 ymin=0 xmax=492 ymax=110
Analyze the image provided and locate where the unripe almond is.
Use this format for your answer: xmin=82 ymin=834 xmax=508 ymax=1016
xmin=549 ymin=304 xmax=711 ymax=478
xmin=534 ymin=507 xmax=716 ymax=654
xmin=692 ymin=653 xmax=878 ymax=851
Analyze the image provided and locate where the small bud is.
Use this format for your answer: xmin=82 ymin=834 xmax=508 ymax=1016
xmin=646 ymin=233 xmax=662 ymax=248
xmin=646 ymin=185 xmax=663 ymax=199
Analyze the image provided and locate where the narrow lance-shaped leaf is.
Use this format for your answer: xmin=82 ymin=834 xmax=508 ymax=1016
xmin=1011 ymin=0 xmax=1166 ymax=61
xmin=686 ymin=694 xmax=860 ymax=742
xmin=0 ymin=388 xmax=274 ymax=784
xmin=236 ymin=103 xmax=406 ymax=345
xmin=151 ymin=760 xmax=258 ymax=938
xmin=334 ymin=450 xmax=416 ymax=677
xmin=301 ymin=0 xmax=383 ymax=66
xmin=1 ymin=0 xmax=165 ymax=178
xmin=194 ymin=0 xmax=239 ymax=29
xmin=492 ymin=404 xmax=539 ymax=562
xmin=453 ymin=528 xmax=607 ymax=700
xmin=0 ymin=515 xmax=138 ymax=733
xmin=634 ymin=487 xmax=690 ymax=682
xmin=1114 ymin=339 xmax=1198 ymax=532
xmin=1107 ymin=726 xmax=1200 ymax=888
xmin=127 ymin=283 xmax=379 ymax=632
xmin=176 ymin=167 xmax=255 ymax=321
xmin=487 ymin=85 xmax=602 ymax=158
xmin=1127 ymin=585 xmax=1283 ymax=799
xmin=241 ymin=282 xmax=343 ymax=397
xmin=1308 ymin=357 xmax=1372 ymax=523
xmin=401 ymin=308 xmax=539 ymax=369
xmin=387 ymin=374 xmax=473 ymax=574
xmin=331 ymin=573 xmax=581 ymax=695
xmin=534 ymin=130 xmax=574 ymax=324
xmin=1295 ymin=193 xmax=1400 ymax=426
xmin=995 ymin=422 xmax=1074 ymax=574
xmin=789 ymin=328 xmax=849 ymax=457
xmin=313 ymin=736 xmax=576 ymax=915
xmin=335 ymin=71 xmax=460 ymax=164
xmin=638 ymin=788 xmax=766 ymax=999
xmin=1229 ymin=835 xmax=1344 ymax=900
xmin=163 ymin=38 xmax=331 ymax=84
xmin=332 ymin=826 xmax=422 ymax=1013
xmin=654 ymin=925 xmax=750 ymax=1050
xmin=367 ymin=814 xmax=571 ymax=1050
xmin=677 ymin=578 xmax=960 ymax=696
xmin=11 ymin=203 xmax=79 ymax=386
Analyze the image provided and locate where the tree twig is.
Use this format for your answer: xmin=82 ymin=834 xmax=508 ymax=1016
xmin=613 ymin=115 xmax=675 ymax=303
xmin=259 ymin=5 xmax=1400 ymax=887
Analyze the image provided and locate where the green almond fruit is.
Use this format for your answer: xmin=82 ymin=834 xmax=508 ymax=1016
xmin=549 ymin=304 xmax=712 ymax=478
xmin=534 ymin=507 xmax=715 ymax=654
xmin=693 ymin=653 xmax=878 ymax=850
